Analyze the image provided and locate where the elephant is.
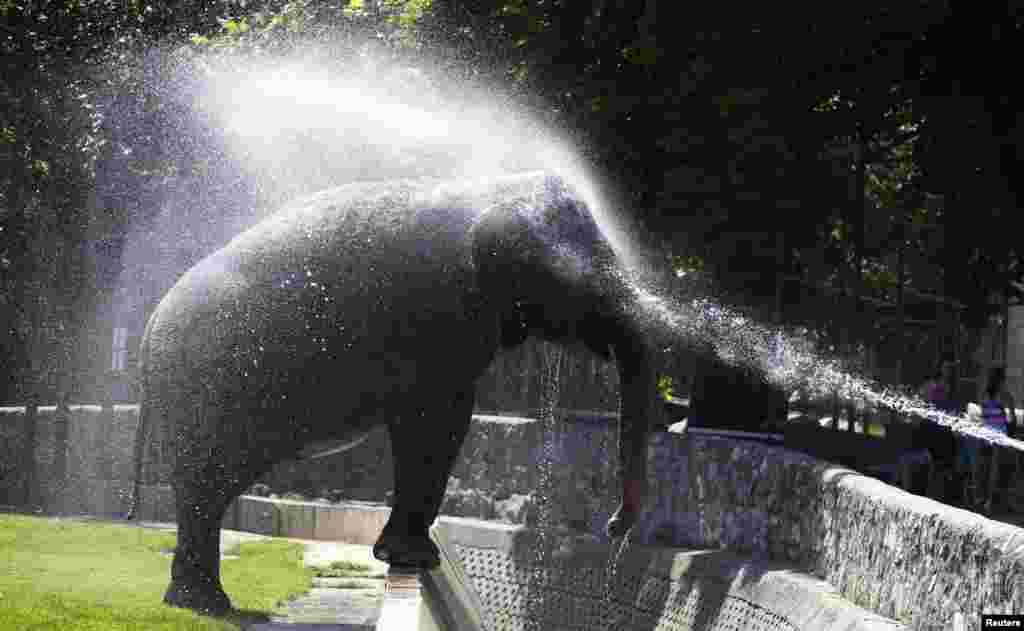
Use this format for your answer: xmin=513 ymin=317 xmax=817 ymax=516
xmin=127 ymin=171 xmax=665 ymax=615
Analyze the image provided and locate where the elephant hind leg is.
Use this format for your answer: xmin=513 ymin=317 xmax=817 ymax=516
xmin=164 ymin=479 xmax=233 ymax=615
xmin=164 ymin=452 xmax=273 ymax=616
xmin=373 ymin=385 xmax=475 ymax=568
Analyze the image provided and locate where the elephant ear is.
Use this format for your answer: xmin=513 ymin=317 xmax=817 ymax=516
xmin=471 ymin=186 xmax=628 ymax=352
xmin=474 ymin=184 xmax=616 ymax=292
xmin=472 ymin=200 xmax=538 ymax=349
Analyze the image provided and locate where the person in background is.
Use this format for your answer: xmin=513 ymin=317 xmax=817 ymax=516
xmin=980 ymin=366 xmax=1014 ymax=434
xmin=919 ymin=360 xmax=959 ymax=414
xmin=976 ymin=366 xmax=1017 ymax=513
xmin=915 ymin=361 xmax=959 ymax=501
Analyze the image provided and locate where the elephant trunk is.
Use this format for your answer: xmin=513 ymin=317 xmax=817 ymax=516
xmin=611 ymin=325 xmax=659 ymax=515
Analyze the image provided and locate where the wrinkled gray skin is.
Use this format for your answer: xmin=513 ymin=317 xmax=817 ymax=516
xmin=128 ymin=172 xmax=663 ymax=615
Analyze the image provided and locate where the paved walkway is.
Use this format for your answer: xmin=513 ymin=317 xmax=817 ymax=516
xmin=247 ymin=540 xmax=388 ymax=630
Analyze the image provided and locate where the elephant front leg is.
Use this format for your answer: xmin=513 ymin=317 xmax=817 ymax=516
xmin=374 ymin=386 xmax=475 ymax=568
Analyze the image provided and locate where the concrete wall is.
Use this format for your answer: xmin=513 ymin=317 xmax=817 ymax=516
xmin=0 ymin=404 xmax=137 ymax=516
xmin=448 ymin=418 xmax=1023 ymax=630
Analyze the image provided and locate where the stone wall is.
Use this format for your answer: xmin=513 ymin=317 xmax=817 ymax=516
xmin=0 ymin=406 xmax=31 ymax=506
xmin=648 ymin=433 xmax=1024 ymax=630
xmin=263 ymin=417 xmax=1024 ymax=631
xmin=3 ymin=404 xmax=1023 ymax=629
xmin=153 ymin=412 xmax=1024 ymax=629
xmin=0 ymin=404 xmax=137 ymax=516
xmin=436 ymin=517 xmax=905 ymax=631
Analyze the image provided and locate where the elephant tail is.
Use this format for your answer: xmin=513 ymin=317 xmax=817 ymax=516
xmin=126 ymin=316 xmax=156 ymax=521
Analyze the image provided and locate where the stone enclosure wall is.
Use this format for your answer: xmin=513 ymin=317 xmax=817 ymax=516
xmin=449 ymin=417 xmax=1024 ymax=631
xmin=3 ymin=402 xmax=1023 ymax=629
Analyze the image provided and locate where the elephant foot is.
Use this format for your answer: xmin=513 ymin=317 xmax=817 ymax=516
xmin=373 ymin=530 xmax=440 ymax=569
xmin=164 ymin=579 xmax=232 ymax=616
xmin=605 ymin=506 xmax=638 ymax=539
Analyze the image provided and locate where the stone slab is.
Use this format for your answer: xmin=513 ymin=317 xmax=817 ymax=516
xmin=225 ymin=495 xmax=276 ymax=535
xmin=223 ymin=496 xmax=391 ymax=545
xmin=313 ymin=503 xmax=390 ymax=545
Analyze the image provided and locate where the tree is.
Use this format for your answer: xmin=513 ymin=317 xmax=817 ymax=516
xmin=2 ymin=0 xmax=1021 ymax=403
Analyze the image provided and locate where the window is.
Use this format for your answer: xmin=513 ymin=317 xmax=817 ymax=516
xmin=112 ymin=327 xmax=128 ymax=371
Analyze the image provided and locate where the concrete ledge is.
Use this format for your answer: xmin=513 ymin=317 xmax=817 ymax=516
xmin=423 ymin=521 xmax=490 ymax=631
xmin=432 ymin=516 xmax=904 ymax=631
xmin=812 ymin=464 xmax=1024 ymax=627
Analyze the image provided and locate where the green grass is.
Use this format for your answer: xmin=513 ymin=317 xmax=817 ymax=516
xmin=311 ymin=559 xmax=386 ymax=580
xmin=312 ymin=560 xmax=375 ymax=579
xmin=319 ymin=579 xmax=378 ymax=589
xmin=0 ymin=514 xmax=313 ymax=630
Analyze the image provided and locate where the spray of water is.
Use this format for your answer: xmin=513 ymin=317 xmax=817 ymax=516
xmin=619 ymin=267 xmax=1024 ymax=449
xmin=105 ymin=49 xmax=646 ymax=330
xmin=194 ymin=58 xmax=635 ymax=260
xmin=597 ymin=504 xmax=636 ymax=631
xmin=106 ymin=6 xmax=1017 ymax=451
xmin=524 ymin=343 xmax=564 ymax=631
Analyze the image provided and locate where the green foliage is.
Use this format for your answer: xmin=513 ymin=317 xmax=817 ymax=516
xmin=670 ymin=254 xmax=705 ymax=277
xmin=656 ymin=375 xmax=675 ymax=401
xmin=499 ymin=0 xmax=527 ymax=16
xmin=861 ymin=260 xmax=898 ymax=294
xmin=509 ymin=61 xmax=529 ymax=82
xmin=180 ymin=0 xmax=434 ymax=60
xmin=343 ymin=0 xmax=385 ymax=19
xmin=622 ymin=39 xmax=660 ymax=66
xmin=29 ymin=159 xmax=50 ymax=179
xmin=383 ymin=0 xmax=432 ymax=30
xmin=193 ymin=2 xmax=316 ymax=52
